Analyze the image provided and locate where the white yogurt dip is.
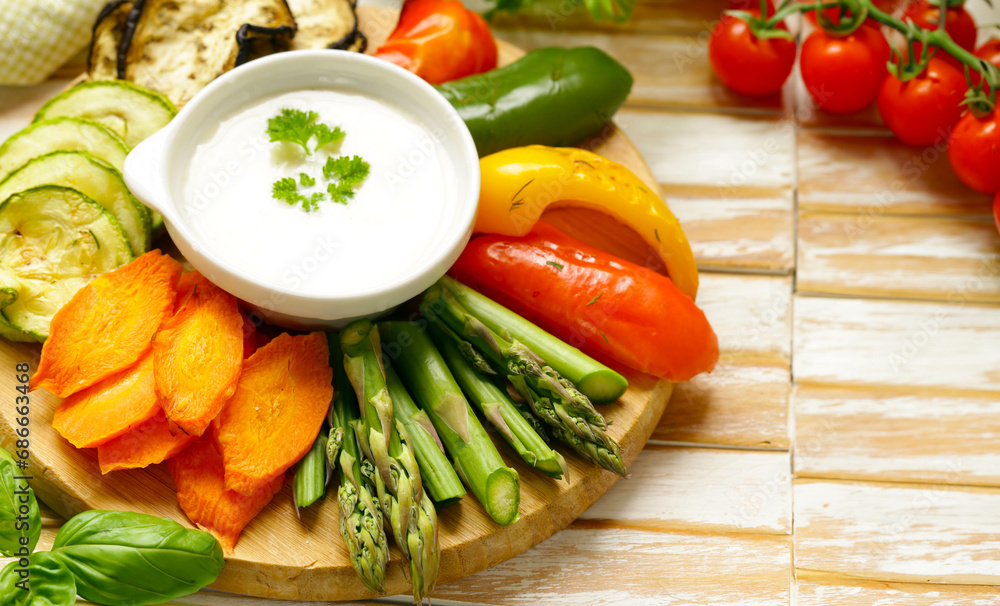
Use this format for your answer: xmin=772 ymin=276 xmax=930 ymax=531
xmin=181 ymin=88 xmax=452 ymax=296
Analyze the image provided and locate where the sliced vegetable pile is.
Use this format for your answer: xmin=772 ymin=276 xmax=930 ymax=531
xmin=709 ymin=0 xmax=1000 ymax=197
xmin=0 ymin=80 xmax=175 ymax=343
xmin=1 ymin=445 xmax=224 ymax=605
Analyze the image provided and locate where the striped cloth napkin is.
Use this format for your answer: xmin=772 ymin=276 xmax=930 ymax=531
xmin=0 ymin=0 xmax=108 ymax=86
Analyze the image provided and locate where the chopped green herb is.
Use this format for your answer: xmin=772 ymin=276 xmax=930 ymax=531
xmin=546 ymin=261 xmax=564 ymax=271
xmin=299 ymin=172 xmax=315 ymax=187
xmin=654 ymin=228 xmax=661 ymax=242
xmin=312 ymin=123 xmax=345 ymax=151
xmin=587 ymin=295 xmax=601 ymax=306
xmin=304 ymin=192 xmax=325 ymax=212
xmin=88 ymin=229 xmax=100 ymax=249
xmin=323 ymin=155 xmax=370 ymax=184
xmin=272 ymin=177 xmax=300 ymax=206
xmin=602 ymin=332 xmax=609 ymax=343
xmin=327 ymin=180 xmax=356 ymax=204
xmin=267 ymin=108 xmax=320 ymax=153
xmin=510 ymin=199 xmax=524 ymax=211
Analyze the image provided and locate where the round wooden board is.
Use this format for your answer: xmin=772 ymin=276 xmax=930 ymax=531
xmin=0 ymin=7 xmax=674 ymax=601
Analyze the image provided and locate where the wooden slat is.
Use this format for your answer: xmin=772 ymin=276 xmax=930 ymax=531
xmin=656 ymin=360 xmax=790 ymax=449
xmin=797 ymin=212 xmax=1000 ymax=303
xmin=797 ymin=131 xmax=994 ymax=217
xmin=793 ymin=296 xmax=1000 ymax=393
xmin=794 ymin=479 xmax=1000 ymax=585
xmin=433 ymin=526 xmax=791 ymax=605
xmin=795 ymin=577 xmax=1000 ymax=605
xmin=657 ymin=272 xmax=792 ymax=448
xmin=670 ymin=191 xmax=794 ymax=273
xmin=794 ymin=384 xmax=1000 ymax=487
xmin=492 ymin=29 xmax=791 ymax=112
xmin=618 ymin=108 xmax=795 ymax=191
xmin=581 ymin=445 xmax=792 ymax=534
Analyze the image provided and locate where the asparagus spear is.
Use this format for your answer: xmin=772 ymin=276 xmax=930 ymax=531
xmin=421 ymin=284 xmax=628 ymax=477
xmin=327 ymin=335 xmax=388 ymax=594
xmin=433 ymin=327 xmax=568 ymax=480
xmin=384 ymin=363 xmax=466 ymax=507
xmin=293 ymin=429 xmax=330 ymax=509
xmin=340 ymin=321 xmax=439 ymax=603
xmin=423 ymin=281 xmax=607 ymax=430
xmin=438 ymin=275 xmax=628 ymax=404
xmin=381 ymin=321 xmax=521 ymax=526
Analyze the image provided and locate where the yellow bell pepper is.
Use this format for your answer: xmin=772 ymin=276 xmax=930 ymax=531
xmin=475 ymin=145 xmax=699 ymax=299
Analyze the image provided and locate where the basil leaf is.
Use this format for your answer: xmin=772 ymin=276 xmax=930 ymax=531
xmin=0 ymin=447 xmax=40 ymax=557
xmin=50 ymin=511 xmax=223 ymax=606
xmin=0 ymin=551 xmax=77 ymax=606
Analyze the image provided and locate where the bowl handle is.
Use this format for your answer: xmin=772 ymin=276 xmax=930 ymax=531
xmin=123 ymin=128 xmax=178 ymax=225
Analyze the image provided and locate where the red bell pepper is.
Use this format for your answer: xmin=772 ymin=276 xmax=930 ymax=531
xmin=449 ymin=222 xmax=719 ymax=382
xmin=373 ymin=0 xmax=498 ymax=85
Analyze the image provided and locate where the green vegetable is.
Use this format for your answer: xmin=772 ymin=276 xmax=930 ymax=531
xmin=327 ymin=334 xmax=388 ymax=594
xmin=435 ymin=47 xmax=633 ymax=157
xmin=341 ymin=320 xmax=439 ymax=603
xmin=0 ymin=551 xmax=76 ymax=606
xmin=293 ymin=430 xmax=329 ymax=510
xmin=0 ymin=448 xmax=40 ymax=557
xmin=381 ymin=322 xmax=521 ymax=526
xmin=439 ymin=276 xmax=627 ymax=404
xmin=433 ymin=328 xmax=567 ymax=479
xmin=384 ymin=363 xmax=466 ymax=507
xmin=266 ymin=108 xmax=344 ymax=155
xmin=323 ymin=155 xmax=369 ymax=184
xmin=48 ymin=510 xmax=223 ymax=606
xmin=483 ymin=0 xmax=633 ymax=23
xmin=272 ymin=177 xmax=324 ymax=211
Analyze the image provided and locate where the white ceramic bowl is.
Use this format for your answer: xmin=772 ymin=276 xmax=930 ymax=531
xmin=124 ymin=50 xmax=480 ymax=329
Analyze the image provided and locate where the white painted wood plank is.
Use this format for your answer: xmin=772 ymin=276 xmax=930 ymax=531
xmin=671 ymin=192 xmax=795 ymax=273
xmin=796 ymin=577 xmax=1000 ymax=606
xmin=434 ymin=526 xmax=791 ymax=605
xmin=795 ymin=479 xmax=1000 ymax=584
xmin=795 ymin=385 xmax=1000 ymax=487
xmin=797 ymin=212 xmax=1000 ymax=304
xmin=582 ymin=446 xmax=792 ymax=534
xmin=618 ymin=108 xmax=795 ymax=192
xmin=793 ymin=296 xmax=1000 ymax=393
xmin=797 ymin=131 xmax=994 ymax=217
xmin=657 ymin=360 xmax=790 ymax=449
xmin=697 ymin=272 xmax=793 ymax=359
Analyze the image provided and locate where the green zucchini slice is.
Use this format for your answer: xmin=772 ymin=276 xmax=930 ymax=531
xmin=0 ymin=186 xmax=132 ymax=341
xmin=0 ymin=287 xmax=34 ymax=342
xmin=33 ymin=80 xmax=176 ymax=148
xmin=0 ymin=151 xmax=150 ymax=254
xmin=0 ymin=117 xmax=129 ymax=181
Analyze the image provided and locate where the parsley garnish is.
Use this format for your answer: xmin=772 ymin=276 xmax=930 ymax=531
xmin=546 ymin=261 xmax=564 ymax=271
xmin=324 ymin=155 xmax=370 ymax=185
xmin=268 ymin=110 xmax=368 ymax=211
xmin=267 ymin=108 xmax=344 ymax=155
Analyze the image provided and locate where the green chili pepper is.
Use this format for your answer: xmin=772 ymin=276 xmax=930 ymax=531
xmin=435 ymin=47 xmax=633 ymax=157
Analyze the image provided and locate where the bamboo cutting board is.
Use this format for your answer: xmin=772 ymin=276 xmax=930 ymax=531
xmin=0 ymin=7 xmax=674 ymax=600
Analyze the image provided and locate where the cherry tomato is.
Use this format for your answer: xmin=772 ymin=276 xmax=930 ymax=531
xmin=948 ymin=107 xmax=1000 ymax=193
xmin=970 ymin=39 xmax=1000 ymax=91
xmin=801 ymin=26 xmax=891 ymax=114
xmin=709 ymin=10 xmax=797 ymax=96
xmin=805 ymin=0 xmax=893 ymax=27
xmin=877 ymin=56 xmax=968 ymax=146
xmin=902 ymin=1 xmax=977 ymax=67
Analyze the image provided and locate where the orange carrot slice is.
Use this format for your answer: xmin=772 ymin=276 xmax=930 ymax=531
xmin=31 ymin=250 xmax=182 ymax=397
xmin=169 ymin=434 xmax=283 ymax=553
xmin=152 ymin=271 xmax=243 ymax=436
xmin=51 ymin=353 xmax=159 ymax=448
xmin=215 ymin=332 xmax=332 ymax=496
xmin=97 ymin=408 xmax=197 ymax=474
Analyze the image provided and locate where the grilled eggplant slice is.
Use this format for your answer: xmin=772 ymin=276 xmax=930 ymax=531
xmin=88 ymin=0 xmax=134 ymax=81
xmin=283 ymin=0 xmax=364 ymax=53
xmin=122 ymin=0 xmax=297 ymax=107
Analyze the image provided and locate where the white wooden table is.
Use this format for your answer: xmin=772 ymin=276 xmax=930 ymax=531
xmin=2 ymin=1 xmax=999 ymax=603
